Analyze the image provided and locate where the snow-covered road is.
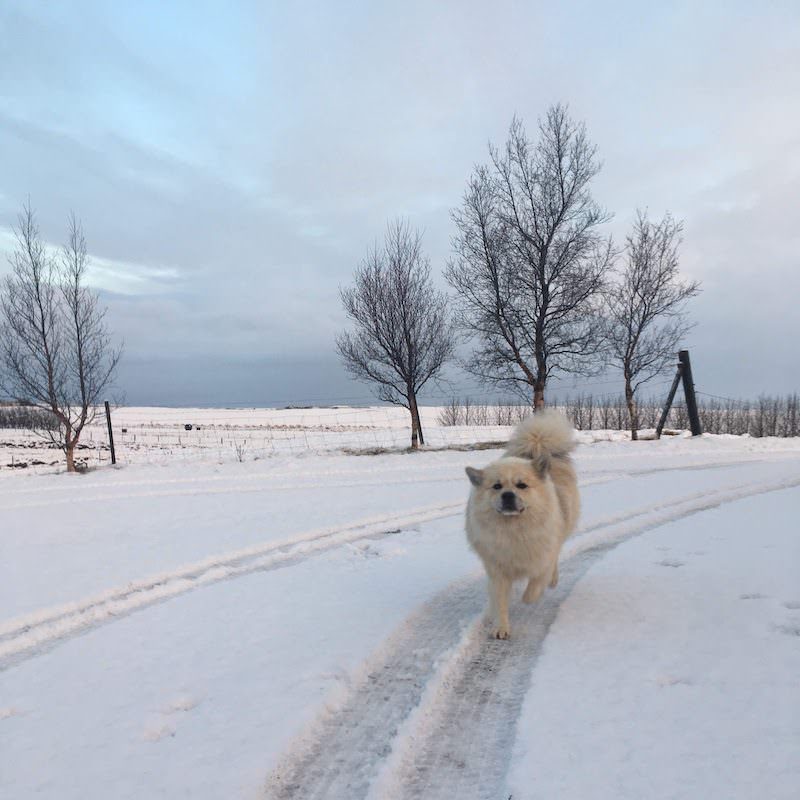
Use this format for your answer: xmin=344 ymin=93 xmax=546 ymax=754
xmin=507 ymin=485 xmax=800 ymax=800
xmin=1 ymin=433 xmax=799 ymax=799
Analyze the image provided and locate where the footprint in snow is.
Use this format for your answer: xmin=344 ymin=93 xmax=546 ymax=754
xmin=657 ymin=559 xmax=685 ymax=568
xmin=739 ymin=593 xmax=768 ymax=600
xmin=143 ymin=719 xmax=177 ymax=742
xmin=656 ymin=675 xmax=693 ymax=687
xmin=348 ymin=543 xmax=382 ymax=559
xmin=161 ymin=693 xmax=200 ymax=714
xmin=783 ymin=601 xmax=800 ymax=610
xmin=143 ymin=693 xmax=202 ymax=742
xmin=775 ymin=623 xmax=800 ymax=638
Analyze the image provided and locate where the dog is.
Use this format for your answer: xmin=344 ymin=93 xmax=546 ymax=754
xmin=465 ymin=410 xmax=579 ymax=639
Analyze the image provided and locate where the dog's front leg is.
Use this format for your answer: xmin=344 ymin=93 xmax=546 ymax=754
xmin=488 ymin=572 xmax=511 ymax=639
xmin=549 ymin=560 xmax=559 ymax=588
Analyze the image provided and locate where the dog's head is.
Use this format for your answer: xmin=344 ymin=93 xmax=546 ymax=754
xmin=465 ymin=456 xmax=546 ymax=517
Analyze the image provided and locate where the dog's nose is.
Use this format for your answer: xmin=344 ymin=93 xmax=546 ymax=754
xmin=501 ymin=491 xmax=516 ymax=506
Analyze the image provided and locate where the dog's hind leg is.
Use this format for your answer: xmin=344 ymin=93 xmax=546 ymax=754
xmin=549 ymin=560 xmax=559 ymax=588
xmin=522 ymin=576 xmax=546 ymax=604
xmin=488 ymin=573 xmax=512 ymax=639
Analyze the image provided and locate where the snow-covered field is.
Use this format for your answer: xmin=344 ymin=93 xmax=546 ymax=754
xmin=0 ymin=405 xmax=513 ymax=474
xmin=1 ymin=411 xmax=799 ymax=799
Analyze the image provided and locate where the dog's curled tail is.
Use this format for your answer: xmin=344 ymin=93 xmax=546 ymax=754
xmin=505 ymin=410 xmax=576 ymax=465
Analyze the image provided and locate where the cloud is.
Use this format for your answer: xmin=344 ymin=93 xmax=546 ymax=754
xmin=1 ymin=0 xmax=798 ymax=401
xmin=0 ymin=224 xmax=181 ymax=296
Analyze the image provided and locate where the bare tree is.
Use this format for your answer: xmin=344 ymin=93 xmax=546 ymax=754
xmin=0 ymin=202 xmax=122 ymax=471
xmin=337 ymin=220 xmax=455 ymax=448
xmin=447 ymin=105 xmax=614 ymax=409
xmin=606 ymin=210 xmax=700 ymax=440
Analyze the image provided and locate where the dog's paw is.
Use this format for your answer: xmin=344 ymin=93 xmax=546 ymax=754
xmin=492 ymin=627 xmax=510 ymax=640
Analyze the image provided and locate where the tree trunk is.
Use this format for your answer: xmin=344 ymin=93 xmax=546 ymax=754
xmin=625 ymin=378 xmax=639 ymax=441
xmin=409 ymin=393 xmax=424 ymax=448
xmin=65 ymin=442 xmax=77 ymax=472
xmin=533 ymin=378 xmax=546 ymax=411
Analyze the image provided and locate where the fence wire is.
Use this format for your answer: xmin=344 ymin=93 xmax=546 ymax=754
xmin=1 ymin=391 xmax=798 ymax=474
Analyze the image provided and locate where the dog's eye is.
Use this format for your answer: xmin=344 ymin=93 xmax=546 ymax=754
xmin=516 ymin=482 xmax=528 ymax=489
xmin=492 ymin=482 xmax=502 ymax=490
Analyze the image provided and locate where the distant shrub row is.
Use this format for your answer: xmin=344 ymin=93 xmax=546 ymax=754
xmin=438 ymin=393 xmax=800 ymax=438
xmin=0 ymin=404 xmax=59 ymax=430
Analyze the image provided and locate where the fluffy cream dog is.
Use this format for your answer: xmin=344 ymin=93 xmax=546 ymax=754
xmin=465 ymin=411 xmax=579 ymax=639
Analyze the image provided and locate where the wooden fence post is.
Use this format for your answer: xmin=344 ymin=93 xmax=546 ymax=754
xmin=104 ymin=400 xmax=116 ymax=465
xmin=656 ymin=363 xmax=683 ymax=439
xmin=678 ymin=350 xmax=703 ymax=436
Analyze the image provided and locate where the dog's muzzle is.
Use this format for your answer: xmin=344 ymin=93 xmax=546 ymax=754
xmin=499 ymin=491 xmax=522 ymax=515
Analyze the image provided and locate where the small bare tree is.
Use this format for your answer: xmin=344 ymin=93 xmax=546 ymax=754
xmin=606 ymin=210 xmax=700 ymax=440
xmin=447 ymin=105 xmax=614 ymax=409
xmin=0 ymin=203 xmax=122 ymax=471
xmin=337 ymin=220 xmax=455 ymax=448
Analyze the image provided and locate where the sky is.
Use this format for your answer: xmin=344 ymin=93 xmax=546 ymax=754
xmin=1 ymin=0 xmax=798 ymax=406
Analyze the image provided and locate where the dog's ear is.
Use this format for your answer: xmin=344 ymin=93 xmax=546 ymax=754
xmin=532 ymin=454 xmax=550 ymax=478
xmin=465 ymin=466 xmax=484 ymax=487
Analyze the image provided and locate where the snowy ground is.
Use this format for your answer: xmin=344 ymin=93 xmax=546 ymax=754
xmin=506 ymin=487 xmax=800 ymax=800
xmin=1 ymin=421 xmax=799 ymax=799
xmin=0 ymin=405 xmax=514 ymax=473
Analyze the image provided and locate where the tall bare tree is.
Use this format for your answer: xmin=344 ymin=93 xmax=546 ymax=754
xmin=606 ymin=210 xmax=700 ymax=439
xmin=0 ymin=203 xmax=122 ymax=471
xmin=337 ymin=220 xmax=455 ymax=448
xmin=447 ymin=105 xmax=614 ymax=409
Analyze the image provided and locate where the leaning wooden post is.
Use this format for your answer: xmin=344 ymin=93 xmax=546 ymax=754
xmin=656 ymin=362 xmax=683 ymax=439
xmin=104 ymin=400 xmax=116 ymax=465
xmin=678 ymin=350 xmax=703 ymax=436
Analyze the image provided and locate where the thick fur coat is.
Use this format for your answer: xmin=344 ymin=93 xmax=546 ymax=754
xmin=465 ymin=411 xmax=579 ymax=639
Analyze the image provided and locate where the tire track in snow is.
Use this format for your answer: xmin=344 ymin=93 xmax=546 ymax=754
xmin=264 ymin=575 xmax=487 ymax=800
xmin=0 ymin=462 xmax=789 ymax=673
xmin=1 ymin=452 xmax=786 ymax=510
xmin=264 ymin=475 xmax=800 ymax=800
xmin=0 ymin=503 xmax=464 ymax=671
xmin=0 ymin=466 xmax=666 ymax=668
xmin=0 ymin=473 xmax=463 ymax=512
xmin=0 ymin=464 xmax=716 ymax=670
xmin=0 ymin=472 xmax=620 ymax=669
